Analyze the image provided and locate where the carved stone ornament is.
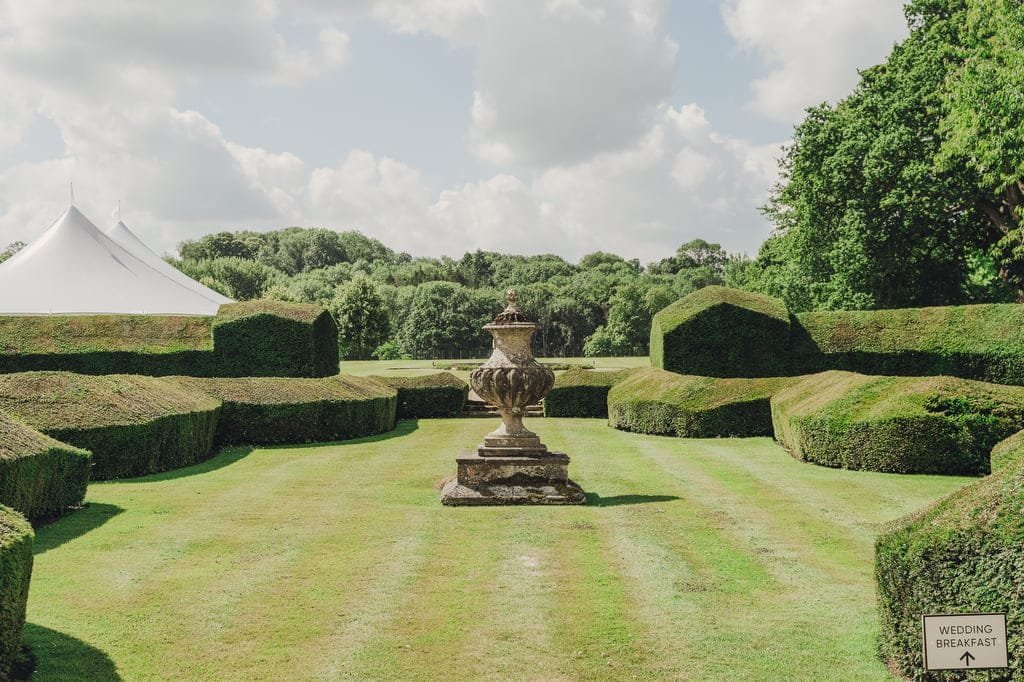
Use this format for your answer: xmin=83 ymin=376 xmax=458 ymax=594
xmin=469 ymin=289 xmax=555 ymax=453
xmin=441 ymin=288 xmax=585 ymax=505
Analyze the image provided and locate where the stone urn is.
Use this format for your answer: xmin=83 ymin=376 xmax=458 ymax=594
xmin=441 ymin=289 xmax=585 ymax=506
xmin=469 ymin=289 xmax=554 ymax=454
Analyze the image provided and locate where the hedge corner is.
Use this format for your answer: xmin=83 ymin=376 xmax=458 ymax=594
xmin=212 ymin=300 xmax=339 ymax=378
xmin=650 ymin=286 xmax=790 ymax=378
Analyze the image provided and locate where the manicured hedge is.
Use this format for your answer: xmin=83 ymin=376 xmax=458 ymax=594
xmin=0 ymin=372 xmax=221 ymax=480
xmin=608 ymin=368 xmax=797 ymax=437
xmin=0 ymin=412 xmax=90 ymax=521
xmin=0 ymin=505 xmax=32 ymax=681
xmin=211 ymin=301 xmax=339 ymax=378
xmin=543 ymin=368 xmax=638 ymax=418
xmin=791 ymin=303 xmax=1024 ymax=385
xmin=167 ymin=375 xmax=396 ymax=444
xmin=875 ymin=443 xmax=1024 ymax=680
xmin=0 ymin=300 xmax=339 ymax=378
xmin=990 ymin=428 xmax=1024 ymax=472
xmin=374 ymin=373 xmax=468 ymax=419
xmin=771 ymin=371 xmax=1024 ymax=474
xmin=650 ymin=286 xmax=790 ymax=377
xmin=650 ymin=286 xmax=1024 ymax=384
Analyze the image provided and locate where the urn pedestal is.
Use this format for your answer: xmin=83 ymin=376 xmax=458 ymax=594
xmin=440 ymin=290 xmax=585 ymax=506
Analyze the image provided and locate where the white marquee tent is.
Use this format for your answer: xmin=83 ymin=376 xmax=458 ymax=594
xmin=0 ymin=205 xmax=231 ymax=315
xmin=104 ymin=218 xmax=231 ymax=307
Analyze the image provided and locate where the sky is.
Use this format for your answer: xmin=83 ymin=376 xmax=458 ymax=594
xmin=0 ymin=0 xmax=910 ymax=263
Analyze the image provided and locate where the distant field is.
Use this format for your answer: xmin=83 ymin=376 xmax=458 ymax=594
xmin=25 ymin=419 xmax=967 ymax=681
xmin=343 ymin=356 xmax=649 ymax=382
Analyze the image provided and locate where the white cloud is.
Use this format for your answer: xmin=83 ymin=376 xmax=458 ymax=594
xmin=722 ymin=0 xmax=908 ymax=122
xmin=468 ymin=0 xmax=678 ymax=167
xmin=0 ymin=0 xmax=785 ymax=264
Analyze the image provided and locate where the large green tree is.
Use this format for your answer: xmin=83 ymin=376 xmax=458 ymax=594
xmin=756 ymin=0 xmax=1021 ymax=311
xmin=938 ymin=0 xmax=1024 ymax=289
xmin=330 ymin=275 xmax=391 ymax=360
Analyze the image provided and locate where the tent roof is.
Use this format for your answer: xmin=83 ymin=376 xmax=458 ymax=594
xmin=0 ymin=206 xmax=229 ymax=315
xmin=104 ymin=219 xmax=231 ymax=306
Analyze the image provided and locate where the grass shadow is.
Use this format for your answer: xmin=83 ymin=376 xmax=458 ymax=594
xmin=97 ymin=421 xmax=420 ymax=483
xmin=16 ymin=623 xmax=121 ymax=681
xmin=32 ymin=502 xmax=124 ymax=555
xmin=102 ymin=446 xmax=255 ymax=485
xmin=262 ymin=419 xmax=420 ymax=450
xmin=585 ymin=493 xmax=681 ymax=507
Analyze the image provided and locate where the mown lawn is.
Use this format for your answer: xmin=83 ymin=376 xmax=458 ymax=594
xmin=25 ymin=419 xmax=967 ymax=681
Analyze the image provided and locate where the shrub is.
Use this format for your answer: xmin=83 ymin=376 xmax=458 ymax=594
xmin=543 ymin=368 xmax=638 ymax=418
xmin=791 ymin=303 xmax=1024 ymax=385
xmin=374 ymin=373 xmax=468 ymax=419
xmin=0 ymin=505 xmax=32 ymax=681
xmin=211 ymin=301 xmax=339 ymax=377
xmin=608 ymin=368 xmax=797 ymax=437
xmin=990 ymin=429 xmax=1024 ymax=472
xmin=0 ymin=412 xmax=90 ymax=520
xmin=875 ymin=448 xmax=1024 ymax=680
xmin=650 ymin=286 xmax=790 ymax=377
xmin=167 ymin=375 xmax=396 ymax=444
xmin=0 ymin=372 xmax=221 ymax=480
xmin=0 ymin=300 xmax=339 ymax=378
xmin=771 ymin=371 xmax=1024 ymax=474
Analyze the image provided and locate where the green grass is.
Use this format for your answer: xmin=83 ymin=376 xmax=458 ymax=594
xmin=342 ymin=357 xmax=649 ymax=383
xmin=23 ymin=419 xmax=967 ymax=681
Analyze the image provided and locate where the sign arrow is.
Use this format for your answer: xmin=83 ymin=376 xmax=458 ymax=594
xmin=960 ymin=651 xmax=975 ymax=667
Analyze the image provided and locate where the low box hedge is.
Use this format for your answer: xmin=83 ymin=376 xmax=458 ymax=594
xmin=543 ymin=368 xmax=638 ymax=418
xmin=608 ymin=367 xmax=797 ymax=437
xmin=0 ymin=504 xmax=32 ymax=681
xmin=0 ymin=372 xmax=221 ymax=480
xmin=0 ymin=412 xmax=90 ymax=521
xmin=374 ymin=373 xmax=468 ymax=419
xmin=650 ymin=286 xmax=791 ymax=378
xmin=771 ymin=371 xmax=1024 ymax=475
xmin=166 ymin=375 xmax=396 ymax=444
xmin=0 ymin=300 xmax=339 ymax=378
xmin=875 ymin=441 xmax=1024 ymax=679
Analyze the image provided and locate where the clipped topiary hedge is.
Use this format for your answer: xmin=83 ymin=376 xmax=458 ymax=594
xmin=990 ymin=428 xmax=1024 ymax=472
xmin=608 ymin=367 xmax=797 ymax=437
xmin=771 ymin=371 xmax=1024 ymax=475
xmin=210 ymin=301 xmax=339 ymax=378
xmin=0 ymin=372 xmax=221 ymax=480
xmin=0 ymin=300 xmax=338 ymax=378
xmin=167 ymin=375 xmax=395 ymax=445
xmin=543 ymin=368 xmax=639 ymax=418
xmin=650 ymin=286 xmax=791 ymax=378
xmin=0 ymin=504 xmax=32 ymax=681
xmin=0 ymin=412 xmax=90 ymax=521
xmin=791 ymin=303 xmax=1024 ymax=385
xmin=650 ymin=286 xmax=1024 ymax=385
xmin=374 ymin=373 xmax=468 ymax=419
xmin=875 ymin=440 xmax=1024 ymax=680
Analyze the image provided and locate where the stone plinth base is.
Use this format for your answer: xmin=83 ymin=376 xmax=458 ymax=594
xmin=440 ymin=451 xmax=586 ymax=506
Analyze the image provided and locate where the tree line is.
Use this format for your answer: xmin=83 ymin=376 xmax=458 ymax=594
xmin=750 ymin=0 xmax=1024 ymax=311
xmin=169 ymin=228 xmax=752 ymax=360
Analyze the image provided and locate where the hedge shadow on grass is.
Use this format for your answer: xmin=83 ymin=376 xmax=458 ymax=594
xmin=32 ymin=503 xmax=124 ymax=555
xmin=585 ymin=493 xmax=681 ymax=507
xmin=19 ymin=623 xmax=121 ymax=682
xmin=263 ymin=418 xmax=420 ymax=450
xmin=103 ymin=447 xmax=255 ymax=485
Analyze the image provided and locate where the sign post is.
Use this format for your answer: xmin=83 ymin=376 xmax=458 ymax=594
xmin=922 ymin=613 xmax=1008 ymax=674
